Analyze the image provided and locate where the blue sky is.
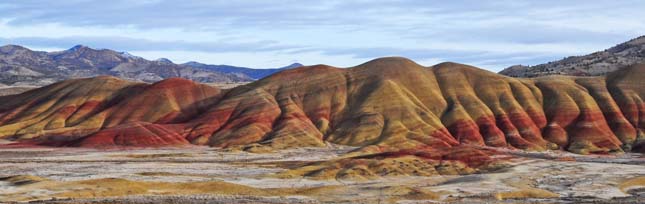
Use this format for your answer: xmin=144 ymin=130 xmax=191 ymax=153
xmin=0 ymin=0 xmax=644 ymax=71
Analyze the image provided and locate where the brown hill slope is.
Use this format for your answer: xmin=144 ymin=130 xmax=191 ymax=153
xmin=500 ymin=35 xmax=645 ymax=77
xmin=0 ymin=76 xmax=221 ymax=146
xmin=0 ymin=57 xmax=643 ymax=155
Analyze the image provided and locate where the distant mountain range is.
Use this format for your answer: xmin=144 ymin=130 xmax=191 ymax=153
xmin=0 ymin=44 xmax=301 ymax=86
xmin=183 ymin=62 xmax=303 ymax=80
xmin=500 ymin=35 xmax=645 ymax=77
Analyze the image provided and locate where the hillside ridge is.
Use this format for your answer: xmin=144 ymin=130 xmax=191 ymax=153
xmin=0 ymin=57 xmax=642 ymax=154
xmin=0 ymin=44 xmax=299 ymax=86
xmin=500 ymin=35 xmax=645 ymax=77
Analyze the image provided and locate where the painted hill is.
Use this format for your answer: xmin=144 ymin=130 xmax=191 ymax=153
xmin=183 ymin=62 xmax=303 ymax=79
xmin=0 ymin=57 xmax=643 ymax=158
xmin=500 ymin=35 xmax=645 ymax=77
xmin=0 ymin=76 xmax=222 ymax=146
xmin=0 ymin=44 xmax=300 ymax=86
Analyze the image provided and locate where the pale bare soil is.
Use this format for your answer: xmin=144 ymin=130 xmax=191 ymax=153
xmin=0 ymin=86 xmax=36 ymax=96
xmin=206 ymin=82 xmax=249 ymax=89
xmin=0 ymin=145 xmax=643 ymax=203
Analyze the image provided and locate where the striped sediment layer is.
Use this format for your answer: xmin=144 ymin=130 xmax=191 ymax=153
xmin=0 ymin=57 xmax=644 ymax=176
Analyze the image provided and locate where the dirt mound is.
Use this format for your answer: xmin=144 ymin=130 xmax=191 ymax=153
xmin=278 ymin=146 xmax=505 ymax=180
xmin=0 ymin=57 xmax=643 ymax=158
xmin=0 ymin=175 xmax=49 ymax=185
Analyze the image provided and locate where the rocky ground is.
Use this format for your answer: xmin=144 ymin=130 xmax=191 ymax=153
xmin=0 ymin=145 xmax=643 ymax=203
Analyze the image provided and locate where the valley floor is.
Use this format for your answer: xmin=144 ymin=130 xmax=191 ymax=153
xmin=0 ymin=144 xmax=643 ymax=203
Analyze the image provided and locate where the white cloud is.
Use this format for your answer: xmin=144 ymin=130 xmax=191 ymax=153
xmin=0 ymin=0 xmax=643 ymax=71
